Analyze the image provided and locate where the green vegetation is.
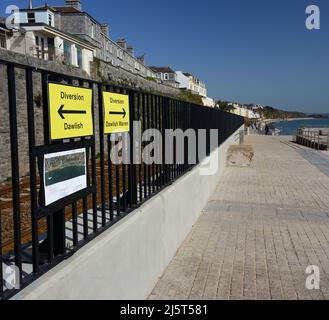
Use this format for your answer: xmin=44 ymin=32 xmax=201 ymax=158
xmin=216 ymin=100 xmax=234 ymax=112
xmin=145 ymin=77 xmax=157 ymax=83
xmin=215 ymin=99 xmax=307 ymax=120
xmin=178 ymin=90 xmax=203 ymax=105
xmin=257 ymin=106 xmax=306 ymax=120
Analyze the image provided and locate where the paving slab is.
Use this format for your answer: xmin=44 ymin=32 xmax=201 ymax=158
xmin=150 ymin=136 xmax=329 ymax=300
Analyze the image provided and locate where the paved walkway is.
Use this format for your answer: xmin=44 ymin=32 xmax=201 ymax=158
xmin=150 ymin=136 xmax=329 ymax=300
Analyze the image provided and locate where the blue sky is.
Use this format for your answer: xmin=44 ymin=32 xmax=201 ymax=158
xmin=1 ymin=0 xmax=328 ymax=113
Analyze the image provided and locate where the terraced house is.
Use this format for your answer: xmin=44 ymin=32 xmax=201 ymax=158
xmin=3 ymin=0 xmax=156 ymax=77
xmin=149 ymin=66 xmax=180 ymax=88
xmin=176 ymin=71 xmax=207 ymax=97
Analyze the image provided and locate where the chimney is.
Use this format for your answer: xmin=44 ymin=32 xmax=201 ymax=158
xmin=28 ymin=0 xmax=33 ymax=9
xmin=116 ymin=38 xmax=127 ymax=50
xmin=64 ymin=0 xmax=82 ymax=11
xmin=100 ymin=23 xmax=109 ymax=37
xmin=137 ymin=55 xmax=145 ymax=65
xmin=127 ymin=45 xmax=134 ymax=56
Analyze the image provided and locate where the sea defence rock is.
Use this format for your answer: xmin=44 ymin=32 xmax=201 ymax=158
xmin=227 ymin=145 xmax=254 ymax=167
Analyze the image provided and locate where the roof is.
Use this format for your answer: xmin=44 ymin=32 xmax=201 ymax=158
xmin=33 ymin=5 xmax=100 ymax=24
xmin=149 ymin=66 xmax=175 ymax=73
xmin=19 ymin=7 xmax=57 ymax=13
xmin=49 ymin=6 xmax=82 ymax=13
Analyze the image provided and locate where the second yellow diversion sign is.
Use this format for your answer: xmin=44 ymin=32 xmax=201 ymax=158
xmin=103 ymin=92 xmax=130 ymax=134
xmin=48 ymin=83 xmax=93 ymax=140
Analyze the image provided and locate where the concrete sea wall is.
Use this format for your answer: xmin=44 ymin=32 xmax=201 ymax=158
xmin=13 ymin=125 xmax=244 ymax=300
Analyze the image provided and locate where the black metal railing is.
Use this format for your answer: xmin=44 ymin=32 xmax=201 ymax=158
xmin=0 ymin=59 xmax=244 ymax=299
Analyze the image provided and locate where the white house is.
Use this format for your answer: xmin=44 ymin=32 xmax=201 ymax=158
xmin=231 ymin=106 xmax=261 ymax=119
xmin=6 ymin=6 xmax=95 ymax=75
xmin=202 ymin=96 xmax=216 ymax=108
xmin=176 ymin=71 xmax=207 ymax=97
xmin=149 ymin=66 xmax=179 ymax=88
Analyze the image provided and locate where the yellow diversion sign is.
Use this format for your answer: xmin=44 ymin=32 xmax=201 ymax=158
xmin=48 ymin=83 xmax=93 ymax=140
xmin=103 ymin=92 xmax=130 ymax=134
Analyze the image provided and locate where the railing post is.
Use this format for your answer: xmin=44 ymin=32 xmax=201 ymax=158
xmin=98 ymin=83 xmax=106 ymax=227
xmin=89 ymin=82 xmax=98 ymax=233
xmin=26 ymin=68 xmax=39 ymax=272
xmin=7 ymin=64 xmax=23 ymax=284
xmin=129 ymin=90 xmax=138 ymax=207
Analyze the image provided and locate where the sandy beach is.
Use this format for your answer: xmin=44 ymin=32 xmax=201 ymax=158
xmin=263 ymin=117 xmax=315 ymax=124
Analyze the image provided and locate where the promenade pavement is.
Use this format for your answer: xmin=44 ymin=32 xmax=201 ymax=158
xmin=149 ymin=136 xmax=329 ymax=300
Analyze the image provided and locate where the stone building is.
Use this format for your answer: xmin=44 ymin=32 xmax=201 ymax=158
xmin=3 ymin=0 xmax=156 ymax=78
xmin=3 ymin=4 xmax=95 ymax=74
xmin=33 ymin=0 xmax=156 ymax=78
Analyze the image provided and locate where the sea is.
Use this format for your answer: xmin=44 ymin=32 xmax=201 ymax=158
xmin=272 ymin=119 xmax=329 ymax=136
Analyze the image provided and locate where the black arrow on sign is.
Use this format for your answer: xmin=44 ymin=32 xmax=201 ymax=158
xmin=109 ymin=108 xmax=126 ymax=119
xmin=58 ymin=105 xmax=87 ymax=120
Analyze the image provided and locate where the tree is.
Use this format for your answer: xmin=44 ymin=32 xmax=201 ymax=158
xmin=217 ymin=100 xmax=231 ymax=112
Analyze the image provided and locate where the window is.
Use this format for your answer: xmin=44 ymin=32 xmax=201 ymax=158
xmin=35 ymin=36 xmax=40 ymax=57
xmin=64 ymin=41 xmax=72 ymax=64
xmin=164 ymin=73 xmax=169 ymax=80
xmin=0 ymin=29 xmax=7 ymax=49
xmin=41 ymin=38 xmax=45 ymax=59
xmin=27 ymin=12 xmax=35 ymax=23
xmin=48 ymin=14 xmax=53 ymax=26
xmin=77 ymin=47 xmax=82 ymax=67
xmin=117 ymin=49 xmax=123 ymax=60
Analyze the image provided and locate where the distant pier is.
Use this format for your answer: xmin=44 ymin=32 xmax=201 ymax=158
xmin=296 ymin=127 xmax=329 ymax=150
